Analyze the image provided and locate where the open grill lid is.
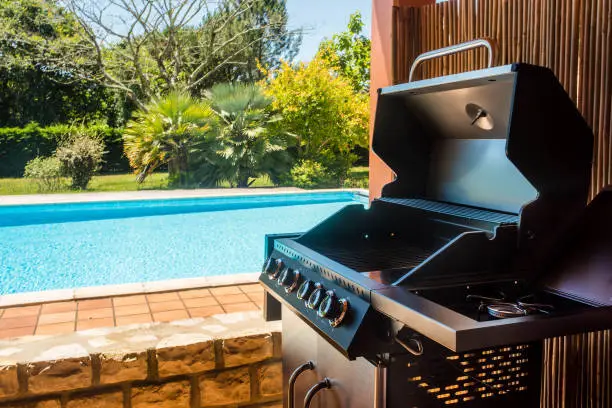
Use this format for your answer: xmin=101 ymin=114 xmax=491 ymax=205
xmin=542 ymin=187 xmax=612 ymax=307
xmin=372 ymin=63 xmax=593 ymax=213
xmin=371 ymin=63 xmax=594 ymax=269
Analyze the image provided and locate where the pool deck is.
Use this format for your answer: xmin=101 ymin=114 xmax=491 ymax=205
xmin=0 ymin=187 xmax=367 ymax=206
xmin=0 ymin=282 xmax=265 ymax=339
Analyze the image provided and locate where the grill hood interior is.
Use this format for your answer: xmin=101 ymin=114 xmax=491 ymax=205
xmin=372 ymin=63 xmax=593 ymax=215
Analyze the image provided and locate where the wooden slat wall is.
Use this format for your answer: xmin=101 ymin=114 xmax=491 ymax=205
xmin=542 ymin=331 xmax=611 ymax=408
xmin=393 ymin=2 xmax=612 ymax=407
xmin=393 ymin=0 xmax=612 ymax=198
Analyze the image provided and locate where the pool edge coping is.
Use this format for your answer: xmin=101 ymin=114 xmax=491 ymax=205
xmin=0 ymin=272 xmax=260 ymax=308
xmin=0 ymin=187 xmax=369 ymax=207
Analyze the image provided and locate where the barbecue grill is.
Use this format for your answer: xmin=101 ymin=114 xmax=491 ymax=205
xmin=259 ymin=41 xmax=612 ymax=408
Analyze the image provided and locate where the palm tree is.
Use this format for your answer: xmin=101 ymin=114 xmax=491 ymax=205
xmin=123 ymin=92 xmax=215 ymax=186
xmin=204 ymin=83 xmax=293 ymax=187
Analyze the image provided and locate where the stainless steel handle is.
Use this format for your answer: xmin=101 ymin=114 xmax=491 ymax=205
xmin=408 ymin=38 xmax=497 ymax=82
xmin=304 ymin=378 xmax=331 ymax=408
xmin=395 ymin=335 xmax=424 ymax=356
xmin=288 ymin=361 xmax=315 ymax=408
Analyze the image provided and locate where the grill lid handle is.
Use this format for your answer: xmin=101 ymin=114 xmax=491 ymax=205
xmin=408 ymin=38 xmax=497 ymax=82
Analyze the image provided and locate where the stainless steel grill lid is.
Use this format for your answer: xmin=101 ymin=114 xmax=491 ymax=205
xmin=372 ymin=63 xmax=593 ymax=214
xmin=542 ymin=186 xmax=612 ymax=307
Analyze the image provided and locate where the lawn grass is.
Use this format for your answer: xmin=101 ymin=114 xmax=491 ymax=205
xmin=341 ymin=166 xmax=369 ymax=189
xmin=0 ymin=173 xmax=170 ymax=196
xmin=0 ymin=167 xmax=369 ymax=196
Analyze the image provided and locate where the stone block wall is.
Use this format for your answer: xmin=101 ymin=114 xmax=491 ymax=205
xmin=0 ymin=312 xmax=282 ymax=408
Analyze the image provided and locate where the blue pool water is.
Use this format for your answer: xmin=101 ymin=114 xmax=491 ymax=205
xmin=0 ymin=192 xmax=366 ymax=294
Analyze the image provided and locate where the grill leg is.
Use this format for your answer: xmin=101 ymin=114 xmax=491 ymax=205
xmin=263 ymin=292 xmax=281 ymax=321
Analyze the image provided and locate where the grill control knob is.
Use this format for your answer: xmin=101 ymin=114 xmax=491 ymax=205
xmin=278 ymin=268 xmax=301 ymax=293
xmin=306 ymin=284 xmax=325 ymax=310
xmin=318 ymin=291 xmax=349 ymax=327
xmin=297 ymin=280 xmax=315 ymax=300
xmin=263 ymin=258 xmax=284 ymax=280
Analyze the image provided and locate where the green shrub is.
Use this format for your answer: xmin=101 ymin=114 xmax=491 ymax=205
xmin=56 ymin=133 xmax=106 ymax=189
xmin=0 ymin=123 xmax=127 ymax=177
xmin=289 ymin=160 xmax=329 ymax=189
xmin=23 ymin=157 xmax=64 ymax=192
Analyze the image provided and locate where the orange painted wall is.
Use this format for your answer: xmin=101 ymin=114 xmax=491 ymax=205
xmin=368 ymin=0 xmax=395 ymax=201
xmin=369 ymin=0 xmax=434 ymax=200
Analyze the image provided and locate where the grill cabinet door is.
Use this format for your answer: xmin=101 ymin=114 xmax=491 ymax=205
xmin=282 ymin=306 xmax=377 ymax=408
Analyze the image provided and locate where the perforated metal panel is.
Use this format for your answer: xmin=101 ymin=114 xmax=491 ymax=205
xmin=388 ymin=339 xmax=542 ymax=407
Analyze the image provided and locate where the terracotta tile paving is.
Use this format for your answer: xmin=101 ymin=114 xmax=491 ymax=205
xmin=0 ymin=283 xmax=264 ymax=339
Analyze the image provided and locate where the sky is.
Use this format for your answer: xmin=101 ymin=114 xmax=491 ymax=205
xmin=286 ymin=0 xmax=372 ymax=62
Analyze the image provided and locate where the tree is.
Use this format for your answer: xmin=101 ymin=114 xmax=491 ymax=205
xmin=0 ymin=0 xmax=121 ymax=126
xmin=123 ymin=92 xmax=215 ymax=186
xmin=318 ymin=12 xmax=371 ymax=93
xmin=203 ymin=82 xmax=293 ymax=187
xmin=58 ymin=0 xmax=301 ymax=109
xmin=262 ymin=56 xmax=369 ymax=183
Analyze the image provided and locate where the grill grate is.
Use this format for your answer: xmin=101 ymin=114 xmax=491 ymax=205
xmin=309 ymin=243 xmax=435 ymax=272
xmin=391 ymin=342 xmax=542 ymax=407
xmin=380 ymin=198 xmax=519 ymax=225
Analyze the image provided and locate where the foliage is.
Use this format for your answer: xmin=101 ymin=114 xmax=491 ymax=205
xmin=262 ymin=56 xmax=369 ymax=185
xmin=289 ymin=160 xmax=328 ymax=189
xmin=201 ymin=82 xmax=293 ymax=187
xmin=55 ymin=132 xmax=106 ymax=189
xmin=342 ymin=166 xmax=369 ymax=189
xmin=0 ymin=0 xmax=122 ymax=127
xmin=318 ymin=12 xmax=371 ymax=93
xmin=0 ymin=123 xmax=127 ymax=177
xmin=123 ymin=92 xmax=216 ymax=186
xmin=53 ymin=0 xmax=302 ymax=109
xmin=23 ymin=157 xmax=63 ymax=192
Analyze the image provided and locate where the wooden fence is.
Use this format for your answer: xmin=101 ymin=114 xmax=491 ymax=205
xmin=393 ymin=0 xmax=612 ymax=198
xmin=392 ymin=1 xmax=611 ymax=407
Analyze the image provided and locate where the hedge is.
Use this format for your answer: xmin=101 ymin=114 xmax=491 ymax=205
xmin=0 ymin=123 xmax=130 ymax=177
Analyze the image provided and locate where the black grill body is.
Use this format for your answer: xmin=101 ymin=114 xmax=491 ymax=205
xmin=259 ymin=64 xmax=612 ymax=408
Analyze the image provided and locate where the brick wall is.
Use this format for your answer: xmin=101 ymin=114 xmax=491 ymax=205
xmin=0 ymin=312 xmax=282 ymax=408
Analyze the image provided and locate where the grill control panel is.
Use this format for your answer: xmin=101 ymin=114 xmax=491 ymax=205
xmin=260 ymin=250 xmax=384 ymax=359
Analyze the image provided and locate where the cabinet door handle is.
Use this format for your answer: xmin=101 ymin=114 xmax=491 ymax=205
xmin=288 ymin=361 xmax=314 ymax=408
xmin=395 ymin=335 xmax=424 ymax=356
xmin=304 ymin=378 xmax=331 ymax=408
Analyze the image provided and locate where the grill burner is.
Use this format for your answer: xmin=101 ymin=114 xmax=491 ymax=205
xmin=466 ymin=293 xmax=555 ymax=319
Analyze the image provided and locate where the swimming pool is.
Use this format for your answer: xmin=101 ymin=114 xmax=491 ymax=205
xmin=0 ymin=191 xmax=367 ymax=294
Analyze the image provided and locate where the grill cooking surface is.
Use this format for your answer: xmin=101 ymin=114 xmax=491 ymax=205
xmin=380 ymin=198 xmax=519 ymax=224
xmin=308 ymin=241 xmax=435 ymax=272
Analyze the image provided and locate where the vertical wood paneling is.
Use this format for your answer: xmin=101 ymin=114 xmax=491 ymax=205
xmin=392 ymin=1 xmax=612 ymax=406
xmin=393 ymin=0 xmax=612 ymax=197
